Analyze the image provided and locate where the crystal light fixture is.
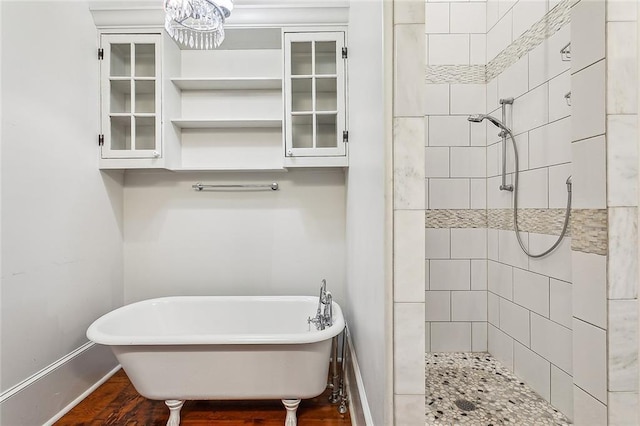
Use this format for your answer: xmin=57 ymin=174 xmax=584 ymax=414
xmin=164 ymin=0 xmax=233 ymax=49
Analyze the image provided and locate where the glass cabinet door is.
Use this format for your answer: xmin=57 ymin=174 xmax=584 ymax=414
xmin=100 ymin=34 xmax=161 ymax=159
xmin=284 ymin=32 xmax=346 ymax=158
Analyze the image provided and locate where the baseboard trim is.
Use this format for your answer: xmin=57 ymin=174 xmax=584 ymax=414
xmin=0 ymin=342 xmax=95 ymax=404
xmin=345 ymin=330 xmax=374 ymax=426
xmin=0 ymin=342 xmax=117 ymax=426
xmin=43 ymin=365 xmax=121 ymax=425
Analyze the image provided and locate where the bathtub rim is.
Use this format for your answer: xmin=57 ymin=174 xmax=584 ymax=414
xmin=86 ymin=295 xmax=345 ymax=346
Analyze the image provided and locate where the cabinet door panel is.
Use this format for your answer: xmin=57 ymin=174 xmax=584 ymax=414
xmin=284 ymin=31 xmax=346 ymax=159
xmin=100 ymin=34 xmax=161 ymax=159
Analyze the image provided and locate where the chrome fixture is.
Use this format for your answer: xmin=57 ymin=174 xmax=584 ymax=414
xmin=192 ymin=182 xmax=279 ymax=191
xmin=329 ymin=336 xmax=341 ymax=404
xmin=560 ymin=42 xmax=571 ymax=61
xmin=337 ymin=328 xmax=350 ymax=414
xmin=164 ymin=0 xmax=233 ymax=49
xmin=564 ymin=91 xmax=571 ymax=106
xmin=328 ymin=328 xmax=350 ymax=413
xmin=468 ymin=98 xmax=513 ymax=192
xmin=308 ymin=279 xmax=334 ymax=331
xmin=467 ymin=100 xmax=572 ymax=258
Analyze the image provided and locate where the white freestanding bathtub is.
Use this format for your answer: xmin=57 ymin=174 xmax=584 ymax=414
xmin=87 ymin=296 xmax=345 ymax=426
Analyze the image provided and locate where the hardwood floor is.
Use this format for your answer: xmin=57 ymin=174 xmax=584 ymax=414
xmin=55 ymin=369 xmax=351 ymax=425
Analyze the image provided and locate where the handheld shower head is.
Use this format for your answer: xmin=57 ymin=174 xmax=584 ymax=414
xmin=467 ymin=113 xmax=510 ymax=132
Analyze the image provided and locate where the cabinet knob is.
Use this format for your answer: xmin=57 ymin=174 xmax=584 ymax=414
xmin=152 ymin=151 xmax=160 ymax=158
xmin=287 ymin=149 xmax=293 ymax=157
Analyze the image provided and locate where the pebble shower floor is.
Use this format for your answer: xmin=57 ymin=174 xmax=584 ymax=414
xmin=426 ymin=353 xmax=571 ymax=425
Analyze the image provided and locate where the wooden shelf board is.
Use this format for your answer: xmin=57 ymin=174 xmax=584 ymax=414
xmin=171 ymin=78 xmax=282 ymax=90
xmin=170 ymin=166 xmax=289 ymax=172
xmin=171 ymin=119 xmax=282 ymax=129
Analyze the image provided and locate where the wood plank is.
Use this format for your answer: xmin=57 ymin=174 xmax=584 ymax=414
xmin=55 ymin=369 xmax=350 ymax=425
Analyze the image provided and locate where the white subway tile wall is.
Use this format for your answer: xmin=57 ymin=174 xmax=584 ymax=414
xmin=572 ymin=251 xmax=607 ymax=329
xmin=549 ymin=279 xmax=572 ymax=329
xmin=450 ymin=84 xmax=487 ymax=115
xmin=514 ymin=341 xmax=552 ymax=400
xmin=513 ymin=269 xmax=550 ymax=317
xmin=472 ymin=322 xmax=488 ymax=351
xmin=488 ymin=324 xmax=514 ymax=369
xmin=548 ymin=163 xmax=572 ymax=209
xmin=430 ymin=259 xmax=471 ymax=291
xmin=551 ymin=366 xmax=574 ymax=420
xmin=499 ymin=298 xmax=531 ymax=345
xmin=431 ymin=322 xmax=472 ymax=352
xmin=528 ymin=26 xmax=570 ymax=89
xmin=571 ymin=135 xmax=607 ymax=209
xmin=451 ymin=228 xmax=487 ymax=259
xmin=548 ymin=71 xmax=571 ymax=122
xmin=571 ymin=60 xmax=606 ymax=143
xmin=573 ymin=318 xmax=607 ymax=404
xmin=573 ymin=385 xmax=607 ymax=426
xmin=570 ymin=0 xmax=605 ymax=74
xmin=530 ymin=313 xmax=573 ymax=375
xmin=451 ymin=291 xmax=488 ymax=321
xmin=528 ymin=117 xmax=571 ymax=170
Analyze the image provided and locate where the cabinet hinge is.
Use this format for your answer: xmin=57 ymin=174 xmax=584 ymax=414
xmin=98 ymin=48 xmax=104 ymax=60
xmin=98 ymin=134 xmax=104 ymax=146
xmin=343 ymin=130 xmax=349 ymax=143
xmin=342 ymin=47 xmax=348 ymax=59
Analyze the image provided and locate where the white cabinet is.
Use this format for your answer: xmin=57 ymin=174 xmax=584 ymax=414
xmin=284 ymin=32 xmax=347 ymax=167
xmin=99 ymin=34 xmax=162 ymax=163
xmin=96 ymin=29 xmax=348 ymax=170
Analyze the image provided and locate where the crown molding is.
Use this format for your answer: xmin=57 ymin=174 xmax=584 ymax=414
xmin=88 ymin=1 xmax=349 ymax=29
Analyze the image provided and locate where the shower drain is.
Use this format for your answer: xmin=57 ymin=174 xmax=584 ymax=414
xmin=454 ymin=399 xmax=477 ymax=412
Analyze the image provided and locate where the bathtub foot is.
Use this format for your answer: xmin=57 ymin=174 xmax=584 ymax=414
xmin=282 ymin=399 xmax=301 ymax=426
xmin=165 ymin=400 xmax=184 ymax=426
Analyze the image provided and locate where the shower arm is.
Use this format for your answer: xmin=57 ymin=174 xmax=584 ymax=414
xmin=499 ymin=98 xmax=514 ymax=192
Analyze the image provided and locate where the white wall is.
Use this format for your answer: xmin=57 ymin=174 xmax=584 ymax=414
xmin=123 ymin=170 xmax=346 ymax=303
xmin=345 ymin=1 xmax=389 ymax=425
xmin=0 ymin=1 xmax=124 ymax=424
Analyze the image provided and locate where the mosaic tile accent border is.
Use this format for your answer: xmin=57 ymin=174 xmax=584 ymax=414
xmin=425 ymin=65 xmax=486 ymax=84
xmin=425 ymin=0 xmax=575 ymax=84
xmin=571 ymin=209 xmax=608 ymax=256
xmin=485 ymin=0 xmax=576 ymax=82
xmin=425 ymin=209 xmax=487 ymax=228
xmin=425 ymin=208 xmax=608 ymax=255
xmin=488 ymin=208 xmax=571 ymax=236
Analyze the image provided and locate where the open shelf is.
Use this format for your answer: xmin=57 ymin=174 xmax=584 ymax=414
xmin=170 ymin=166 xmax=288 ymax=172
xmin=172 ymin=78 xmax=282 ymax=91
xmin=171 ymin=119 xmax=283 ymax=129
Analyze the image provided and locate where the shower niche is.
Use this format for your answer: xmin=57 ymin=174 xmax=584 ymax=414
xmin=94 ymin=12 xmax=348 ymax=171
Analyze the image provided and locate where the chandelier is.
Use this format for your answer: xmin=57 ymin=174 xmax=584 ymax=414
xmin=164 ymin=0 xmax=234 ymax=49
